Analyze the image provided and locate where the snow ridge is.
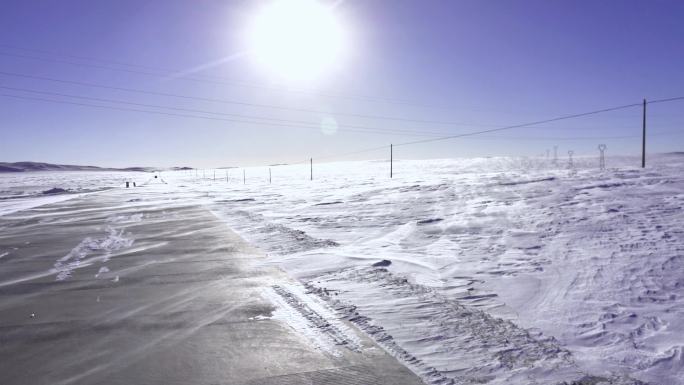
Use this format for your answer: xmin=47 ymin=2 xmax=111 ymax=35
xmin=307 ymin=266 xmax=646 ymax=385
xmin=270 ymin=284 xmax=362 ymax=353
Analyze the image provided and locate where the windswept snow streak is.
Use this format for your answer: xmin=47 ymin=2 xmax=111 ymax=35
xmin=53 ymin=227 xmax=133 ymax=280
xmin=0 ymin=170 xmax=148 ymax=217
xmin=95 ymin=266 xmax=110 ymax=278
xmin=106 ymin=213 xmax=144 ymax=223
xmin=211 ymin=208 xmax=338 ymax=255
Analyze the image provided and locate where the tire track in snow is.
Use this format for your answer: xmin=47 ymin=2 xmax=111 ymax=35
xmin=262 ymin=284 xmax=362 ymax=357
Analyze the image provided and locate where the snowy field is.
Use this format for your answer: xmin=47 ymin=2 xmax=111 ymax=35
xmin=1 ymin=154 xmax=683 ymax=385
xmin=0 ymin=171 xmax=148 ymax=216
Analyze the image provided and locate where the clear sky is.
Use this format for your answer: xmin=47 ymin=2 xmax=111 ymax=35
xmin=1 ymin=0 xmax=683 ymax=168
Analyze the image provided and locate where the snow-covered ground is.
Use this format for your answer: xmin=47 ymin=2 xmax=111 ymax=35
xmin=2 ymin=154 xmax=683 ymax=384
xmin=0 ymin=170 xmax=149 ymax=216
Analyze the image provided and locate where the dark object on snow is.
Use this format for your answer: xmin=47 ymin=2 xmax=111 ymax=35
xmin=314 ymin=201 xmax=343 ymax=206
xmin=417 ymin=218 xmax=443 ymax=225
xmin=42 ymin=187 xmax=68 ymax=195
xmin=154 ymin=175 xmax=158 ymax=179
xmin=133 ymin=182 xmax=136 ymax=187
xmin=224 ymin=198 xmax=255 ymax=203
xmin=126 ymin=182 xmax=130 ymax=188
xmin=372 ymin=259 xmax=392 ymax=267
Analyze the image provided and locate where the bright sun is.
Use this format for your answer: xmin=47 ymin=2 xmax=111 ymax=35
xmin=246 ymin=0 xmax=349 ymax=83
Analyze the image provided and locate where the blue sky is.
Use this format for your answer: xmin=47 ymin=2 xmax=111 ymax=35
xmin=0 ymin=0 xmax=683 ymax=167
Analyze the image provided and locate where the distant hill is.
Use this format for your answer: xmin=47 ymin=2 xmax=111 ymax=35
xmin=0 ymin=161 xmax=188 ymax=173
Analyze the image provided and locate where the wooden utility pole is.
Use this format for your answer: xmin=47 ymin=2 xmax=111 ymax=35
xmin=243 ymin=169 xmax=245 ymax=184
xmin=269 ymin=168 xmax=272 ymax=184
xmin=642 ymin=98 xmax=647 ymax=168
xmin=310 ymin=158 xmax=313 ymax=181
xmin=390 ymin=144 xmax=393 ymax=178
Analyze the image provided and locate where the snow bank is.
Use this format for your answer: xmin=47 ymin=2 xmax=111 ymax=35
xmin=190 ymin=154 xmax=683 ymax=384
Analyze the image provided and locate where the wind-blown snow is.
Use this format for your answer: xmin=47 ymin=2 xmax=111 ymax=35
xmin=200 ymin=155 xmax=683 ymax=385
xmin=0 ymin=170 xmax=148 ymax=216
xmin=2 ymin=154 xmax=683 ymax=384
xmin=54 ymin=227 xmax=134 ymax=281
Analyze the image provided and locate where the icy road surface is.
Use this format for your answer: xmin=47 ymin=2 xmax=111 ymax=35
xmin=0 ymin=183 xmax=422 ymax=385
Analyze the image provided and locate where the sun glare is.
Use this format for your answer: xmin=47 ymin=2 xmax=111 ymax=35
xmin=246 ymin=0 xmax=349 ymax=83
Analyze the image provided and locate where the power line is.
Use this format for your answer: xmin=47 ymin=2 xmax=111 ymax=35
xmin=462 ymin=134 xmax=641 ymax=141
xmin=0 ymin=92 xmax=455 ymax=138
xmin=3 ymin=53 xmax=682 ymax=166
xmin=7 ymin=83 xmax=663 ymax=142
xmin=392 ymin=103 xmax=646 ymax=148
xmin=302 ymin=98 xmax=684 ymax=163
xmin=649 ymin=96 xmax=684 ymax=104
xmin=0 ymin=45 xmax=459 ymax=108
xmin=0 ymin=85 xmax=458 ymax=137
xmin=4 ymin=88 xmax=681 ymax=155
xmin=0 ymin=49 xmax=445 ymax=108
xmin=0 ymin=43 xmax=193 ymax=72
xmin=213 ymin=125 xmax=684 ymax=167
xmin=10 ymin=83 xmax=673 ymax=142
xmin=0 ymin=70 xmax=498 ymax=128
xmin=307 ymin=145 xmax=389 ymax=163
xmin=456 ymin=131 xmax=683 ymax=141
xmin=306 ymin=133 xmax=680 ymax=163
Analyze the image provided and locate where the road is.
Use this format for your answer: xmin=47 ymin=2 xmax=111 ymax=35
xmin=0 ymin=186 xmax=424 ymax=385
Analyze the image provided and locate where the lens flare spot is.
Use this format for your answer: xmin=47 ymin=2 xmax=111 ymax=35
xmin=320 ymin=117 xmax=338 ymax=135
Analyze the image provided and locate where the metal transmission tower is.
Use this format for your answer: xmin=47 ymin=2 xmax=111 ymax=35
xmin=598 ymin=144 xmax=607 ymax=170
